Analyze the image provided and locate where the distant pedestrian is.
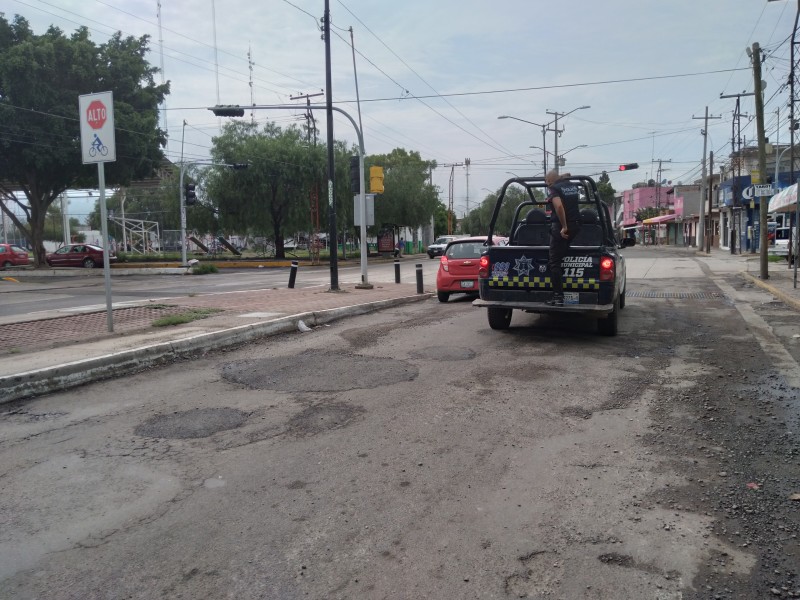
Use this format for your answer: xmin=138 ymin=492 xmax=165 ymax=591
xmin=394 ymin=237 xmax=404 ymax=258
xmin=545 ymin=170 xmax=581 ymax=306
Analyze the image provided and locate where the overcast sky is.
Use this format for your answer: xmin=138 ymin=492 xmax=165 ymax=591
xmin=9 ymin=0 xmax=796 ymax=217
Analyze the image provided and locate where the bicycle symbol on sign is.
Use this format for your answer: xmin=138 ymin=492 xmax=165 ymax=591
xmin=88 ymin=133 xmax=109 ymax=157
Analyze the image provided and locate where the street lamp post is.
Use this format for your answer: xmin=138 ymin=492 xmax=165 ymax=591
xmin=775 ymin=144 xmax=795 ymax=187
xmin=498 ymin=116 xmax=549 ymax=173
xmin=545 ymin=106 xmax=590 ymax=175
xmin=530 ymin=144 xmax=587 ymax=169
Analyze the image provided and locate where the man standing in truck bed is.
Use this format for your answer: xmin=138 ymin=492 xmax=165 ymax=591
xmin=545 ymin=170 xmax=582 ymax=306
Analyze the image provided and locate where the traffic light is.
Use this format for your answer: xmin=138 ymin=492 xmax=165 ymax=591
xmin=211 ymin=105 xmax=245 ymax=117
xmin=370 ymin=165 xmax=384 ymax=194
xmin=185 ymin=183 xmax=197 ymax=205
xmin=349 ymin=156 xmax=361 ymax=194
xmin=618 ymin=163 xmax=639 ymax=171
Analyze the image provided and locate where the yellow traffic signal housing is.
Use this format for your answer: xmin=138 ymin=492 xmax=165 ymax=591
xmin=369 ymin=166 xmax=384 ymax=194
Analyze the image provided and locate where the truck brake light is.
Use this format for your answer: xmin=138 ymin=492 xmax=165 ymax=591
xmin=478 ymin=255 xmax=490 ymax=278
xmin=599 ymin=256 xmax=614 ymax=281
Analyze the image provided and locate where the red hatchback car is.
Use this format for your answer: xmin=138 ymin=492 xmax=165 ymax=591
xmin=0 ymin=243 xmax=30 ymax=269
xmin=46 ymin=244 xmax=116 ymax=268
xmin=436 ymin=236 xmax=507 ymax=302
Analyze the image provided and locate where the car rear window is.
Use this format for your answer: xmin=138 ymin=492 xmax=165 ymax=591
xmin=446 ymin=241 xmax=484 ymax=259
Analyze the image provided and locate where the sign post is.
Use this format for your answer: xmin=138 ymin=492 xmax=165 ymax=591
xmin=79 ymin=91 xmax=116 ymax=332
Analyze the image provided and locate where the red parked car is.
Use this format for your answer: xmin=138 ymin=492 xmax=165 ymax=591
xmin=46 ymin=244 xmax=116 ymax=268
xmin=0 ymin=243 xmax=30 ymax=269
xmin=436 ymin=236 xmax=507 ymax=303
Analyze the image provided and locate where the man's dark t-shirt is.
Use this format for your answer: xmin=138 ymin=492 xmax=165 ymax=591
xmin=546 ymin=180 xmax=581 ymax=228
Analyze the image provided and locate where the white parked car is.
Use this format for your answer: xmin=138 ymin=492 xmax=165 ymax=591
xmin=427 ymin=235 xmax=461 ymax=259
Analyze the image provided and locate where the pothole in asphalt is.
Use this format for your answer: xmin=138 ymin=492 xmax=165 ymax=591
xmin=134 ymin=407 xmax=249 ymax=439
xmin=286 ymin=401 xmax=366 ymax=437
xmin=410 ymin=346 xmax=476 ymax=361
xmin=561 ymin=406 xmax=593 ymax=420
xmin=221 ymin=351 xmax=418 ymax=391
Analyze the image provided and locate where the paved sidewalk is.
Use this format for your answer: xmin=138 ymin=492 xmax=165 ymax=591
xmin=0 ymin=279 xmax=433 ymax=402
xmin=1 ymin=247 xmax=798 ymax=403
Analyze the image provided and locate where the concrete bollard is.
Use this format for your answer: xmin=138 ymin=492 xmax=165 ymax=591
xmin=415 ymin=263 xmax=423 ymax=294
xmin=394 ymin=259 xmax=401 ymax=284
xmin=288 ymin=260 xmax=298 ymax=288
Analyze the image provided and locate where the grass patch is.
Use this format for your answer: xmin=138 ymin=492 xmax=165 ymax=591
xmin=152 ymin=308 xmax=222 ymax=327
xmin=192 ymin=263 xmax=219 ymax=275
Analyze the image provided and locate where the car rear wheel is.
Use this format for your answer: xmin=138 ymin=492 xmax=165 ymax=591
xmin=2 ymin=261 xmax=11 ymax=269
xmin=619 ymin=287 xmax=626 ymax=309
xmin=487 ymin=307 xmax=512 ymax=330
xmin=82 ymin=257 xmax=95 ymax=268
xmin=437 ymin=291 xmax=450 ymax=303
xmin=597 ymin=297 xmax=619 ymax=336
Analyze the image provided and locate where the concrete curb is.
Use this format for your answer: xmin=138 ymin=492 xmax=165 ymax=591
xmin=0 ymin=293 xmax=431 ymax=403
xmin=741 ymin=272 xmax=800 ymax=312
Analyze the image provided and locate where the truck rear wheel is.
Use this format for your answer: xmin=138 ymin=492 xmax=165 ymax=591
xmin=597 ymin=297 xmax=619 ymax=336
xmin=488 ymin=307 xmax=512 ymax=330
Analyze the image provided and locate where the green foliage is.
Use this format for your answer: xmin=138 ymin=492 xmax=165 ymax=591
xmin=191 ymin=262 xmax=218 ymax=275
xmin=0 ymin=15 xmax=168 ymax=267
xmin=597 ymin=173 xmax=616 ymax=207
xmin=635 ymin=206 xmax=662 ymax=222
xmin=43 ymin=202 xmax=82 ymax=242
xmin=432 ymin=202 xmax=450 ymax=237
xmin=460 ymin=185 xmax=537 ymax=237
xmin=367 ymin=148 xmax=438 ymax=230
xmin=207 ymin=121 xmax=325 ymax=258
xmin=152 ymin=307 xmax=221 ymax=327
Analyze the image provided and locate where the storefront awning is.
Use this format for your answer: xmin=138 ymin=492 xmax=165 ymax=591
xmin=642 ymin=214 xmax=678 ymax=225
xmin=768 ymin=183 xmax=797 ymax=213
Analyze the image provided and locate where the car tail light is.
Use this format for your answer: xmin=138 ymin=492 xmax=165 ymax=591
xmin=441 ymin=256 xmax=449 ymax=272
xmin=599 ymin=256 xmax=614 ymax=281
xmin=478 ymin=255 xmax=490 ymax=278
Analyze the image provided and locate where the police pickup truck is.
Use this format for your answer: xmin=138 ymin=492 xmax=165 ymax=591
xmin=472 ymin=175 xmax=635 ymax=336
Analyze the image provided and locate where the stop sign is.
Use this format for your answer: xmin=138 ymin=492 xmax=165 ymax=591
xmin=86 ymin=100 xmax=107 ymax=130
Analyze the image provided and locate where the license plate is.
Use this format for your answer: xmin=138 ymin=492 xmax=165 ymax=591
xmin=460 ymin=280 xmax=475 ymax=288
xmin=563 ymin=292 xmax=579 ymax=305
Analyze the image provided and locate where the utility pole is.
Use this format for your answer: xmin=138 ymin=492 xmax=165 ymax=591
xmin=750 ymin=43 xmax=770 ymax=279
xmin=693 ymin=107 xmax=721 ymax=250
xmin=465 ymin=158 xmax=471 ymax=214
xmin=442 ymin=162 xmax=464 ymax=234
xmin=707 ymin=151 xmax=715 ymax=253
xmin=248 ymin=46 xmax=255 ymax=125
xmin=323 ymin=0 xmax=339 ymax=291
xmin=653 ymin=159 xmax=672 ymax=210
xmin=545 ymin=105 xmax=590 ymax=175
xmin=545 ymin=111 xmax=563 ymax=175
xmin=721 ymin=92 xmax=754 ymax=254
xmin=791 ymin=0 xmax=800 ymax=289
xmin=291 ymin=92 xmax=323 ymax=145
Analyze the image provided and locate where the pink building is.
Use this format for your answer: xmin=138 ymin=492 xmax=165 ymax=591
xmin=621 ymin=186 xmax=674 ymax=227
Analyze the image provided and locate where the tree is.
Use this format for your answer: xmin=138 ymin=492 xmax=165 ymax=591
xmin=597 ymin=171 xmax=616 ymax=207
xmin=43 ymin=201 xmax=81 ymax=243
xmin=368 ymin=149 xmax=438 ymax=231
xmin=207 ymin=121 xmax=325 ymax=258
xmin=0 ymin=15 xmax=168 ymax=266
xmin=461 ymin=186 xmax=539 ymax=237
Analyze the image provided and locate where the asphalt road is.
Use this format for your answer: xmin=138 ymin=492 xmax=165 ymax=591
xmin=1 ymin=248 xmax=799 ymax=599
xmin=0 ymin=258 xmax=442 ymax=319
